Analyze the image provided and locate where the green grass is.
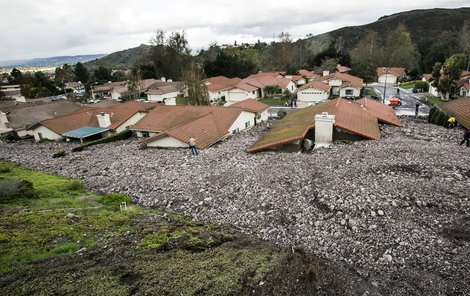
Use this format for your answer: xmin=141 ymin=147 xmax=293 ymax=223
xmin=259 ymin=97 xmax=289 ymax=106
xmin=363 ymin=87 xmax=378 ymax=97
xmin=425 ymin=96 xmax=445 ymax=106
xmin=400 ymin=80 xmax=420 ymax=89
xmin=176 ymin=96 xmax=191 ymax=105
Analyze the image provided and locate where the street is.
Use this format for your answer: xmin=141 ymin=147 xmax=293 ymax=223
xmin=370 ymin=83 xmax=430 ymax=116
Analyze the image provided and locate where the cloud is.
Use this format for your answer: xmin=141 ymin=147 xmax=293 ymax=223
xmin=0 ymin=0 xmax=467 ymax=61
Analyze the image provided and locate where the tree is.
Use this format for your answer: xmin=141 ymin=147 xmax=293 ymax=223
xmin=9 ymin=68 xmax=22 ymax=85
xmin=74 ymin=62 xmax=89 ymax=83
xmin=384 ymin=23 xmax=420 ymax=70
xmin=203 ymin=51 xmax=256 ymax=78
xmin=183 ymin=63 xmax=209 ymax=105
xmin=94 ymin=66 xmax=113 ymax=83
xmin=431 ymin=53 xmax=466 ymax=100
xmin=350 ymin=31 xmax=383 ymax=83
xmin=458 ymin=20 xmax=470 ymax=70
xmin=54 ymin=64 xmax=74 ymax=84
xmin=263 ymin=85 xmax=278 ymax=98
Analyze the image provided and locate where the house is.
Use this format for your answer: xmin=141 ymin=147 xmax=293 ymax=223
xmin=205 ymin=76 xmax=242 ymax=102
xmin=298 ymin=70 xmax=318 ymax=83
xmin=317 ymin=71 xmax=363 ymax=98
xmin=336 ymin=64 xmax=351 ymax=73
xmin=228 ymin=99 xmax=270 ymax=124
xmin=457 ymin=74 xmax=470 ymax=97
xmin=0 ymin=101 xmax=81 ymax=138
xmin=145 ymin=81 xmax=183 ymax=105
xmin=109 ymin=79 xmax=159 ymax=101
xmin=376 ymin=67 xmax=407 ymax=84
xmin=64 ymin=82 xmax=85 ymax=95
xmin=91 ymin=81 xmax=127 ymax=100
xmin=0 ymin=85 xmax=26 ymax=102
xmin=247 ymin=98 xmax=400 ymax=153
xmin=29 ymin=101 xmax=159 ymax=142
xmin=440 ymin=97 xmax=470 ymax=129
xmin=297 ymin=80 xmax=332 ymax=107
xmin=422 ymin=74 xmax=439 ymax=97
xmin=246 ymin=71 xmax=286 ymax=79
xmin=131 ymin=102 xmax=261 ymax=149
xmin=226 ymin=83 xmax=261 ymax=103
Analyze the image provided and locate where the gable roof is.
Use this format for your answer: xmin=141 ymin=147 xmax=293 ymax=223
xmin=32 ymin=101 xmax=158 ymax=133
xmin=247 ymin=98 xmax=395 ymax=153
xmin=247 ymin=72 xmax=285 ymax=79
xmin=440 ymin=97 xmax=470 ymax=129
xmin=136 ymin=105 xmax=243 ymax=149
xmin=145 ymin=81 xmax=183 ymax=95
xmin=229 ymin=99 xmax=269 ymax=113
xmin=422 ymin=74 xmax=433 ymax=82
xmin=298 ymin=80 xmax=331 ymax=92
xmin=298 ymin=69 xmax=317 ymax=78
xmin=356 ymin=98 xmax=401 ymax=127
xmin=318 ymin=72 xmax=363 ymax=88
xmin=239 ymin=77 xmax=294 ymax=90
xmin=336 ymin=65 xmax=351 ymax=73
xmin=376 ymin=67 xmax=407 ymax=78
xmin=206 ymin=76 xmax=242 ymax=92
xmin=6 ymin=101 xmax=81 ymax=130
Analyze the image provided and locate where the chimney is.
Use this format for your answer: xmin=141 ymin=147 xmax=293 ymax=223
xmin=167 ymin=79 xmax=173 ymax=82
xmin=161 ymin=77 xmax=166 ymax=82
xmin=314 ymin=112 xmax=335 ymax=148
xmin=322 ymin=70 xmax=330 ymax=77
xmin=97 ymin=112 xmax=111 ymax=128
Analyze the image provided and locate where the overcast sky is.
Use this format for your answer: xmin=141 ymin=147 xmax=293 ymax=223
xmin=0 ymin=0 xmax=468 ymax=61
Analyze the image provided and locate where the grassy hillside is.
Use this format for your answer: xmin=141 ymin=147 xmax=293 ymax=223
xmin=84 ymin=44 xmax=152 ymax=69
xmin=307 ymin=7 xmax=470 ymax=50
xmin=0 ymin=161 xmax=356 ymax=295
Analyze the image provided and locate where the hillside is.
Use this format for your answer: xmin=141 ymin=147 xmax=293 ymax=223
xmin=306 ymin=7 xmax=470 ymax=51
xmin=84 ymin=44 xmax=152 ymax=69
xmin=0 ymin=54 xmax=105 ymax=68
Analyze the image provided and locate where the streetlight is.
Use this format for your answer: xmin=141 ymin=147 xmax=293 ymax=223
xmin=382 ymin=67 xmax=389 ymax=104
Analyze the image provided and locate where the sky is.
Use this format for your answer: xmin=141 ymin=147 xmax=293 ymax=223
xmin=0 ymin=0 xmax=468 ymax=61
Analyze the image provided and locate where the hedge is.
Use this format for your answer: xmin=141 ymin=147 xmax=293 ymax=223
xmin=72 ymin=129 xmax=133 ymax=152
xmin=428 ymin=106 xmax=452 ymax=127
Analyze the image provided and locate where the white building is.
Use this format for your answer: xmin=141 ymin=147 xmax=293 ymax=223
xmin=297 ymin=81 xmax=331 ymax=107
xmin=377 ymin=67 xmax=407 ymax=84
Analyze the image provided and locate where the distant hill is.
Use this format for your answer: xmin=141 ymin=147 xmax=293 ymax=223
xmin=84 ymin=44 xmax=152 ymax=69
xmin=0 ymin=54 xmax=106 ymax=68
xmin=305 ymin=7 xmax=470 ymax=51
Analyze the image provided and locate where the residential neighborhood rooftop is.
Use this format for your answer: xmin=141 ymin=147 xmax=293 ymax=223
xmin=440 ymin=96 xmax=470 ymax=129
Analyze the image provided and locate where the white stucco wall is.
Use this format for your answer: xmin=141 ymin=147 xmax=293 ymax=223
xmin=147 ymin=92 xmax=179 ymax=104
xmin=327 ymin=78 xmax=343 ymax=87
xmin=16 ymin=128 xmax=33 ymax=138
xmin=111 ymin=91 xmax=124 ymax=101
xmin=227 ymin=88 xmax=258 ymax=102
xmin=229 ymin=111 xmax=255 ymax=133
xmin=209 ymin=90 xmax=229 ymax=102
xmin=340 ymin=87 xmax=361 ymax=98
xmin=115 ymin=112 xmax=148 ymax=133
xmin=297 ymin=88 xmax=329 ymax=106
xmin=135 ymin=131 xmax=158 ymax=138
xmin=378 ymin=74 xmax=397 ymax=84
xmin=286 ymin=81 xmax=297 ymax=93
xmin=460 ymin=86 xmax=469 ymax=97
xmin=146 ymin=136 xmax=188 ymax=148
xmin=258 ymin=110 xmax=269 ymax=122
xmin=32 ymin=125 xmax=62 ymax=141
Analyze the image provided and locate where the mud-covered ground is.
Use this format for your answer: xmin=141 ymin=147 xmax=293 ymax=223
xmin=1 ymin=117 xmax=469 ymax=295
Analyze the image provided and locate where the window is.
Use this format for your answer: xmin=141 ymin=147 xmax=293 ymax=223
xmin=245 ymin=121 xmax=251 ymax=128
xmin=345 ymin=89 xmax=354 ymax=96
xmin=232 ymin=128 xmax=239 ymax=134
xmin=256 ymin=114 xmax=261 ymax=120
xmin=141 ymin=131 xmax=149 ymax=138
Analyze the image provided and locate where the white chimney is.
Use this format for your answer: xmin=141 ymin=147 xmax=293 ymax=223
xmin=167 ymin=79 xmax=173 ymax=82
xmin=97 ymin=112 xmax=111 ymax=128
xmin=314 ymin=112 xmax=335 ymax=148
xmin=161 ymin=77 xmax=166 ymax=82
xmin=322 ymin=70 xmax=330 ymax=77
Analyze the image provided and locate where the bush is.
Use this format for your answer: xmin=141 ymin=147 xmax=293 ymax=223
xmin=60 ymin=180 xmax=85 ymax=192
xmin=0 ymin=131 xmax=20 ymax=141
xmin=428 ymin=106 xmax=437 ymax=123
xmin=277 ymin=110 xmax=287 ymax=119
xmin=0 ymin=178 xmax=37 ymax=201
xmin=72 ymin=130 xmax=132 ymax=152
xmin=96 ymin=193 xmax=132 ymax=208
xmin=415 ymin=81 xmax=429 ymax=92
xmin=0 ymin=165 xmax=11 ymax=173
xmin=52 ymin=151 xmax=66 ymax=158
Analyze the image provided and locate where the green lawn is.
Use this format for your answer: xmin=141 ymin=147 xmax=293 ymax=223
xmin=425 ymin=96 xmax=445 ymax=106
xmin=259 ymin=97 xmax=289 ymax=106
xmin=400 ymin=80 xmax=421 ymax=89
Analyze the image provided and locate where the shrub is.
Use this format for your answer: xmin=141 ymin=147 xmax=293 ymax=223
xmin=277 ymin=110 xmax=287 ymax=119
xmin=96 ymin=193 xmax=132 ymax=208
xmin=0 ymin=165 xmax=11 ymax=173
xmin=415 ymin=81 xmax=429 ymax=92
xmin=52 ymin=151 xmax=66 ymax=158
xmin=0 ymin=178 xmax=37 ymax=201
xmin=60 ymin=180 xmax=85 ymax=192
xmin=0 ymin=131 xmax=19 ymax=141
xmin=428 ymin=106 xmax=436 ymax=123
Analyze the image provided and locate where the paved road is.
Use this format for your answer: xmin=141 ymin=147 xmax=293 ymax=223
xmin=370 ymin=83 xmax=430 ymax=116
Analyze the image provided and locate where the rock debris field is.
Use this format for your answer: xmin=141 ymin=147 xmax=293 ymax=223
xmin=2 ymin=117 xmax=470 ymax=295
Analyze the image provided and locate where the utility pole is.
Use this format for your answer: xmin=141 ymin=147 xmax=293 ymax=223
xmin=382 ymin=68 xmax=389 ymax=104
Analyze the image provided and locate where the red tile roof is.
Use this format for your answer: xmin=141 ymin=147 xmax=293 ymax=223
xmin=247 ymin=98 xmax=395 ymax=153
xmin=247 ymin=72 xmax=285 ymax=79
xmin=376 ymin=67 xmax=406 ymax=78
xmin=234 ymin=83 xmax=259 ymax=92
xmin=206 ymin=76 xmax=241 ymax=92
xmin=422 ymin=74 xmax=433 ymax=82
xmin=136 ymin=105 xmax=243 ymax=149
xmin=336 ymin=65 xmax=351 ymax=73
xmin=318 ymin=72 xmax=363 ymax=88
xmin=229 ymin=99 xmax=269 ymax=113
xmin=34 ymin=101 xmax=159 ymax=134
xmin=240 ymin=77 xmax=293 ymax=90
xmin=298 ymin=69 xmax=316 ymax=78
xmin=298 ymin=80 xmax=331 ymax=92
xmin=440 ymin=97 xmax=470 ymax=129
xmin=356 ymin=98 xmax=401 ymax=127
